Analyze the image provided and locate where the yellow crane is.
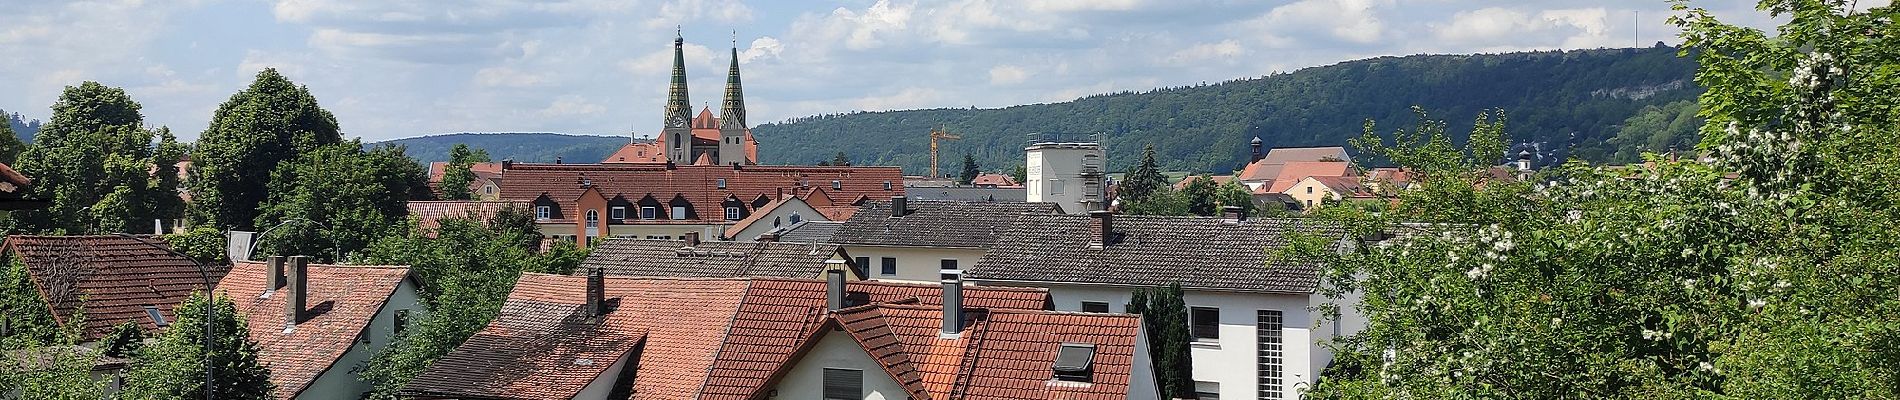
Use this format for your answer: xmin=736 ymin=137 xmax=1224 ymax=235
xmin=928 ymin=126 xmax=962 ymax=178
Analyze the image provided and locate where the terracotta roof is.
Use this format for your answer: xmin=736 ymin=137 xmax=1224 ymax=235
xmin=773 ymin=221 xmax=846 ymax=244
xmin=832 ymin=200 xmax=1062 ymax=249
xmin=697 ymin=278 xmax=1051 ymax=399
xmin=970 ymin=173 xmax=1018 ymax=187
xmin=0 ymin=162 xmax=31 ymax=196
xmin=495 ymin=163 xmax=902 ymax=225
xmin=968 ymin=214 xmax=1347 ymax=293
xmin=580 ymin=238 xmax=855 ymax=279
xmin=1301 ymin=176 xmax=1372 ymax=197
xmin=1238 ymin=146 xmax=1350 ymax=181
xmin=1263 ymin=161 xmax=1354 ymax=192
xmin=773 ymin=303 xmax=1143 ymax=400
xmin=405 ymin=274 xmax=751 ymax=399
xmin=5 ymin=235 xmax=226 ymax=338
xmin=405 ymin=200 xmax=530 ymax=231
xmin=601 ymin=141 xmax=665 ymax=163
xmin=216 ymin=260 xmax=411 ymax=399
xmin=1171 ymin=175 xmax=1235 ymax=190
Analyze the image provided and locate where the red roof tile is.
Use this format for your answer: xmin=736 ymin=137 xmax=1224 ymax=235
xmin=216 ymin=261 xmax=411 ymax=399
xmin=495 ymin=163 xmax=903 ymax=224
xmin=971 ymin=173 xmax=1018 ymax=187
xmin=405 ymin=200 xmax=530 ymax=232
xmin=1265 ymin=161 xmax=1353 ymax=192
xmin=601 ymin=142 xmax=665 ymax=164
xmin=5 ymin=235 xmax=226 ymax=338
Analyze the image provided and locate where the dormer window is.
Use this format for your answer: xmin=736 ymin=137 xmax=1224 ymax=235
xmin=883 ymin=181 xmax=892 ymax=190
xmin=611 ymin=206 xmax=626 ymax=220
xmin=535 ymin=206 xmax=551 ymax=221
xmin=725 ymin=206 xmax=741 ymax=221
xmin=671 ymin=205 xmax=687 ymax=220
xmin=640 ymin=206 xmax=657 ymax=219
xmin=143 ymin=305 xmax=168 ymax=327
xmin=1052 ymin=343 xmax=1095 ymax=382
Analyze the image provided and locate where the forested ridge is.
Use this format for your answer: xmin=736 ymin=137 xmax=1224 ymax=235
xmin=753 ymin=45 xmax=1700 ymax=174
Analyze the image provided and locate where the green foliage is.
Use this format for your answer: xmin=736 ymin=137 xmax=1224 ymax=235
xmin=1215 ymin=181 xmax=1257 ymax=216
xmin=1008 ymin=164 xmax=1027 ymax=184
xmin=353 ymin=209 xmax=585 ymax=399
xmin=1128 ymin=283 xmax=1195 ymax=399
xmin=375 ymin=133 xmax=629 ymax=164
xmin=11 ymin=82 xmax=177 ymax=234
xmin=754 ymin=47 xmax=1700 ymax=173
xmin=1119 ymin=189 xmax=1190 ymax=216
xmin=0 ymin=112 xmax=22 ymax=165
xmin=439 ymin=144 xmax=491 ymax=201
xmin=0 ymin=344 xmax=111 ymax=400
xmin=123 ymin=293 xmax=274 ymax=400
xmin=1182 ymin=175 xmax=1219 ymax=216
xmin=1303 ymin=2 xmax=1900 ymax=398
xmin=254 ymin=141 xmax=427 ymax=262
xmin=162 ymin=225 xmax=229 ymax=266
xmin=1119 ymin=145 xmax=1169 ymax=202
xmin=1 ymin=109 xmax=42 ymax=144
xmin=1608 ymin=100 xmax=1702 ymax=163
xmin=958 ymin=154 xmax=979 ymax=185
xmin=189 ymin=68 xmax=344 ymax=231
xmin=0 ymin=258 xmax=60 ymax=345
xmin=99 ymin=321 xmax=144 ymax=358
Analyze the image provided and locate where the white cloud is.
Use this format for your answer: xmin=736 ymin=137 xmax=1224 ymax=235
xmin=1166 ymin=39 xmax=1244 ymax=65
xmin=539 ymin=95 xmax=606 ymax=117
xmin=647 ymin=0 xmax=756 ymax=29
xmin=989 ymin=65 xmax=1030 ymax=85
xmin=1433 ymin=7 xmax=1617 ymax=51
xmin=473 ymin=67 xmax=547 ymax=88
xmin=1256 ymin=0 xmax=1391 ymax=44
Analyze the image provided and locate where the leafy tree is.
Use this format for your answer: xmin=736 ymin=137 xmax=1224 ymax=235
xmin=438 ymin=144 xmax=491 ymax=200
xmin=11 ymin=82 xmax=174 ymax=234
xmin=830 ymin=151 xmax=851 ymax=167
xmin=1182 ymin=175 xmax=1219 ymax=216
xmin=189 ymin=68 xmax=343 ymax=231
xmin=163 ymin=225 xmax=229 ymax=265
xmin=958 ymin=154 xmax=980 ymax=185
xmin=1119 ymin=144 xmax=1169 ymax=202
xmin=1128 ymin=283 xmax=1194 ymax=399
xmin=0 ymin=258 xmax=60 ymax=345
xmin=149 ymin=128 xmax=188 ymax=228
xmin=0 ymin=112 xmax=22 ymax=165
xmin=122 ymin=294 xmax=274 ymax=400
xmin=253 ymin=142 xmax=427 ymax=262
xmin=0 ymin=338 xmax=110 ymax=399
xmin=1608 ymin=100 xmax=1701 ymax=163
xmin=99 ymin=321 xmax=144 ymax=358
xmin=1120 ymin=189 xmax=1190 ymax=216
xmin=1215 ymin=181 xmax=1256 ymax=216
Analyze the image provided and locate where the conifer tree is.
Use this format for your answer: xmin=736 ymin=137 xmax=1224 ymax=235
xmin=1120 ymin=144 xmax=1169 ymax=203
xmin=1128 ymin=282 xmax=1195 ymax=398
xmin=958 ymin=154 xmax=980 ymax=185
xmin=123 ymin=294 xmax=274 ymax=400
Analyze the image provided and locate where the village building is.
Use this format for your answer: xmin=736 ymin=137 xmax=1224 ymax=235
xmin=966 ymin=210 xmax=1363 ymax=400
xmin=831 ymin=197 xmax=1060 ymax=283
xmin=3 ymin=235 xmax=225 ymax=340
xmin=602 ymin=33 xmax=758 ymax=166
xmin=425 ymin=161 xmax=503 ymax=200
xmin=721 ymin=195 xmax=856 ymax=241
xmin=1025 ymin=142 xmax=1108 ymax=214
xmin=216 ymin=256 xmax=422 ymax=400
xmin=579 ymin=235 xmax=862 ymax=280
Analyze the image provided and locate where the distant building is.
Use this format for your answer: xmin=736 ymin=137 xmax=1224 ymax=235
xmin=1237 ymin=145 xmax=1352 ymax=184
xmin=216 ymin=257 xmax=422 ymax=400
xmin=1282 ymin=176 xmax=1375 ymax=209
xmin=770 ymin=220 xmax=846 ymax=244
xmin=721 ymin=195 xmax=856 ymax=241
xmin=603 ymin=33 xmax=758 ymax=166
xmin=831 ymin=198 xmax=1060 ymax=283
xmin=969 ymin=173 xmax=1019 ymax=188
xmin=903 ymin=186 xmax=1027 ymax=203
xmin=425 ymin=161 xmax=503 ymax=200
xmin=579 ymin=235 xmax=862 ymax=280
xmin=405 ymin=200 xmax=529 ymax=232
xmin=1025 ymin=142 xmax=1106 ymax=214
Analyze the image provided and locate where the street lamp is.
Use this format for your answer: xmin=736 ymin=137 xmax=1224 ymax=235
xmin=113 ymin=233 xmax=214 ymax=400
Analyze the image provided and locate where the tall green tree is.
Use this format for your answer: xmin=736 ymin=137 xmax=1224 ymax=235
xmin=1128 ymin=283 xmax=1195 ymax=399
xmin=190 ymin=68 xmax=343 ymax=230
xmin=1182 ymin=175 xmax=1219 ymax=216
xmin=438 ymin=144 xmax=490 ymax=200
xmin=12 ymin=82 xmax=174 ymax=234
xmin=1119 ymin=144 xmax=1169 ymax=203
xmin=958 ymin=154 xmax=980 ymax=185
xmin=0 ymin=113 xmax=22 ymax=165
xmin=253 ymin=142 xmax=427 ymax=262
xmin=122 ymin=294 xmax=274 ymax=400
xmin=1215 ymin=181 xmax=1256 ymax=216
xmin=0 ymin=258 xmax=61 ymax=345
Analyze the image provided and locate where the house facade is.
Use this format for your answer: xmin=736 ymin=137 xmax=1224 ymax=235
xmin=831 ymin=197 xmax=1060 ymax=283
xmin=1025 ymin=142 xmax=1107 ymax=214
xmin=967 ymin=211 xmax=1364 ymax=400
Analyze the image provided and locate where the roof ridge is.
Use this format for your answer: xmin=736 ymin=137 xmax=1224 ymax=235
xmin=693 ymin=279 xmax=754 ymax=399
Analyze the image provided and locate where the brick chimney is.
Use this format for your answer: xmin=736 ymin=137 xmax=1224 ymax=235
xmin=890 ymin=195 xmax=908 ymax=218
xmin=267 ymin=255 xmax=287 ymax=290
xmin=585 ymin=267 xmax=606 ymax=319
xmin=826 ymin=268 xmax=846 ymax=311
xmin=758 ymin=232 xmax=779 ymax=242
xmin=1088 ymin=211 xmax=1114 ymax=248
xmin=683 ymin=231 xmax=701 ymax=247
xmin=285 ymin=256 xmax=309 ymax=324
xmin=941 ymin=269 xmax=964 ymax=338
xmin=500 ymin=159 xmax=513 ymax=170
xmin=1221 ymin=206 xmax=1245 ymax=224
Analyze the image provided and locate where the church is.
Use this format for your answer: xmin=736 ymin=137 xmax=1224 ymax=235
xmin=603 ymin=33 xmax=760 ymax=165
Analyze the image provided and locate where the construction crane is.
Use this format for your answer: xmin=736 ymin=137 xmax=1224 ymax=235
xmin=928 ymin=126 xmax=962 ymax=178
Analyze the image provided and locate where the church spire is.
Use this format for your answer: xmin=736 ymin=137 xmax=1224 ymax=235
xmin=663 ymin=27 xmax=691 ymax=129
xmin=720 ymin=34 xmax=747 ymax=130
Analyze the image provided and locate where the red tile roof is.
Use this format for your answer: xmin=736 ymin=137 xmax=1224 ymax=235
xmin=971 ymin=173 xmax=1018 ymax=187
xmin=698 ymin=279 xmax=1050 ymax=399
xmin=769 ymin=303 xmax=1144 ymax=400
xmin=5 ymin=235 xmax=226 ymax=338
xmin=601 ymin=142 xmax=665 ymax=163
xmin=216 ymin=261 xmax=412 ymax=400
xmin=405 ymin=200 xmax=531 ymax=231
xmin=1265 ymin=161 xmax=1353 ymax=193
xmin=495 ymin=163 xmax=903 ymax=224
xmin=0 ymin=162 xmax=31 ymax=195
xmin=1239 ymin=147 xmax=1351 ymax=181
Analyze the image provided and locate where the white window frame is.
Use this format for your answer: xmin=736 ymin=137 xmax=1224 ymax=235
xmin=725 ymin=206 xmax=741 ymax=221
xmin=640 ymin=206 xmax=657 ymax=219
xmin=671 ymin=206 xmax=687 ymax=220
xmin=535 ymin=205 xmax=550 ymax=220
xmin=610 ymin=206 xmax=626 ymax=220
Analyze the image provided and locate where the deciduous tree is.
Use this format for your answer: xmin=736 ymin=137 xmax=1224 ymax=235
xmin=438 ymin=144 xmax=490 ymax=201
xmin=253 ymin=142 xmax=427 ymax=262
xmin=189 ymin=69 xmax=343 ymax=230
xmin=11 ymin=82 xmax=176 ymax=234
xmin=122 ymin=294 xmax=274 ymax=400
xmin=1182 ymin=175 xmax=1218 ymax=216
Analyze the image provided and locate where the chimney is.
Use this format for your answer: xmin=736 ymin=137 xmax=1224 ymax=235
xmin=555 ymin=156 xmax=563 ymax=164
xmin=500 ymin=159 xmax=514 ymax=170
xmin=286 ymin=256 xmax=309 ymax=324
xmin=941 ymin=269 xmax=964 ymax=337
xmin=1088 ymin=211 xmax=1114 ymax=248
xmin=1221 ymin=206 xmax=1245 ymax=223
xmin=683 ymin=231 xmax=701 ymax=247
xmin=890 ymin=195 xmax=908 ymax=218
xmin=826 ymin=268 xmax=846 ymax=311
xmin=267 ymin=255 xmax=287 ymax=290
xmin=585 ymin=267 xmax=606 ymax=319
xmin=665 ymin=161 xmax=677 ymax=170
xmin=758 ymin=232 xmax=779 ymax=242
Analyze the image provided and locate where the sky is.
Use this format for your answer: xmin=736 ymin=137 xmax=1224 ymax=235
xmin=0 ymin=0 xmax=1853 ymax=142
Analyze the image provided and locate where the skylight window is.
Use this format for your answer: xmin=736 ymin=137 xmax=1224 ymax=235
xmin=1053 ymin=342 xmax=1096 ymax=382
xmin=144 ymin=305 xmax=168 ymax=327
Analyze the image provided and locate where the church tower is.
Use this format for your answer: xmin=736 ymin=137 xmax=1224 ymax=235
xmin=662 ymin=30 xmax=692 ymax=163
xmin=718 ymin=39 xmax=749 ymax=165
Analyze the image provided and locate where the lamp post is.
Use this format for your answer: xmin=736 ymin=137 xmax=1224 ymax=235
xmin=113 ymin=233 xmax=214 ymax=400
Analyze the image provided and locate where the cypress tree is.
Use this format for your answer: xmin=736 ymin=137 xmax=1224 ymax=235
xmin=1120 ymin=144 xmax=1170 ymax=202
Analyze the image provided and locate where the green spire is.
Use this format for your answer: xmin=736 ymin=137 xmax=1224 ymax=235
xmin=720 ymin=40 xmax=746 ymax=130
xmin=664 ymin=28 xmax=690 ymax=129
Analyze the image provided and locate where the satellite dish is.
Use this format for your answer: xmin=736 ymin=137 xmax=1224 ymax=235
xmin=227 ymin=230 xmax=257 ymax=262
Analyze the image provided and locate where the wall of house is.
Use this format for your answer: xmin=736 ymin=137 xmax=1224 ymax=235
xmin=771 ymin=331 xmax=909 ymax=400
xmin=534 ymin=222 xmax=727 ymax=244
xmin=1026 ymin=143 xmax=1103 ymax=215
xmin=841 ymin=245 xmax=986 ymax=284
xmin=1128 ymin=321 xmax=1161 ymax=400
xmin=1282 ymin=178 xmax=1340 ymax=210
xmin=729 ymin=200 xmax=826 ymax=240
xmin=570 ymin=350 xmax=635 ymax=400
xmin=294 ymin=281 xmax=424 ymax=400
xmin=968 ymin=282 xmax=1325 ymax=400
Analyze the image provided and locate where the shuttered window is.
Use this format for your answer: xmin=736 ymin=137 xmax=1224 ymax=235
xmin=823 ymin=368 xmax=861 ymax=400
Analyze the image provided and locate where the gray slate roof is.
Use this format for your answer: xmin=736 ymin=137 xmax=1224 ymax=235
xmin=832 ymin=200 xmax=1061 ymax=249
xmin=580 ymin=238 xmax=851 ymax=279
xmin=772 ymin=221 xmax=845 ymax=244
xmin=905 ymin=187 xmax=1027 ymax=203
xmin=967 ymin=214 xmax=1346 ymax=293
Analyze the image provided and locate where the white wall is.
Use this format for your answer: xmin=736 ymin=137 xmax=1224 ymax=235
xmin=968 ymin=281 xmax=1330 ymax=400
xmin=728 ymin=199 xmax=826 ymax=241
xmin=1128 ymin=320 xmax=1161 ymax=400
xmin=294 ymin=280 xmax=424 ymax=400
xmin=1026 ymin=143 xmax=1103 ymax=215
xmin=843 ymin=245 xmax=986 ymax=284
xmin=771 ymin=331 xmax=909 ymax=400
xmin=571 ymin=350 xmax=635 ymax=400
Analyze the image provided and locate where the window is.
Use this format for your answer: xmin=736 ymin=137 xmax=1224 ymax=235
xmin=671 ymin=206 xmax=687 ymax=220
xmin=610 ymin=206 xmax=626 ymax=220
xmin=883 ymin=181 xmax=893 ymax=190
xmin=1305 ymin=199 xmax=1314 ymax=208
xmin=1081 ymin=301 xmax=1110 ymax=313
xmin=585 ymin=210 xmax=600 ymax=228
xmin=716 ymin=178 xmax=727 ymax=189
xmin=1052 ymin=343 xmax=1096 ymax=382
xmin=725 ymin=206 xmax=741 ymax=220
xmin=1051 ymin=179 xmax=1065 ymax=194
xmin=940 ymin=259 xmax=959 ymax=272
xmin=823 ymin=368 xmax=861 ymax=400
xmin=1194 ymin=381 xmax=1221 ymax=400
xmin=535 ymin=205 xmax=551 ymax=220
xmin=831 ymin=180 xmax=842 ymax=190
xmin=1258 ymin=310 xmax=1285 ymax=399
xmin=880 ymin=257 xmax=897 ymax=276
xmin=143 ymin=305 xmax=168 ymax=327
xmin=640 ymin=206 xmax=657 ymax=219
xmin=395 ymin=309 xmax=411 ymax=335
xmin=1191 ymin=306 xmax=1220 ymax=340
xmin=483 ymin=186 xmax=495 ymax=195
xmin=1306 ymin=186 xmax=1314 ymax=194
xmin=854 ymin=257 xmax=869 ymax=272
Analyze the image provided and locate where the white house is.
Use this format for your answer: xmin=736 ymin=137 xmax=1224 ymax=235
xmin=967 ymin=210 xmax=1364 ymax=400
xmin=831 ymin=196 xmax=1060 ymax=283
xmin=217 ymin=256 xmax=424 ymax=400
xmin=1026 ymin=142 xmax=1107 ymax=214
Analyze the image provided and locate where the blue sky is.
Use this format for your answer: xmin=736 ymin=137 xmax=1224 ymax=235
xmin=0 ymin=0 xmax=1826 ymax=142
